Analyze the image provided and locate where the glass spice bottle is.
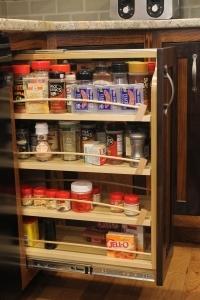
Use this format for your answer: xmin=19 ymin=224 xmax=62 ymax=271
xmin=66 ymin=72 xmax=76 ymax=113
xmin=93 ymin=63 xmax=112 ymax=85
xmin=106 ymin=122 xmax=124 ymax=165
xmin=109 ymin=192 xmax=124 ymax=213
xmin=21 ymin=185 xmax=33 ymax=206
xmin=33 ymin=186 xmax=46 ymax=207
xmin=35 ymin=122 xmax=52 ymax=162
xmin=16 ymin=126 xmax=30 ymax=159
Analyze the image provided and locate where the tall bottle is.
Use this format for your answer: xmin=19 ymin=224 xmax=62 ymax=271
xmin=35 ymin=122 xmax=52 ymax=162
xmin=111 ymin=62 xmax=128 ymax=84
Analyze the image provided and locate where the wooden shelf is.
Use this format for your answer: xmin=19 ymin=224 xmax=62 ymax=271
xmin=25 ymin=226 xmax=152 ymax=270
xmin=14 ymin=113 xmax=151 ymax=122
xmin=22 ymin=204 xmax=151 ymax=227
xmin=14 ymin=49 xmax=157 ymax=61
xmin=18 ymin=157 xmax=151 ymax=175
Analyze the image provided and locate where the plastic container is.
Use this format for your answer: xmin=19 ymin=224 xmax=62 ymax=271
xmin=95 ymin=85 xmax=118 ymax=113
xmin=128 ymin=61 xmax=149 ymax=108
xmin=49 ymin=64 xmax=70 ymax=113
xmin=124 ymin=194 xmax=139 ymax=216
xmin=21 ymin=185 xmax=33 ymax=206
xmin=66 ymin=72 xmax=76 ymax=113
xmin=71 ymin=180 xmax=93 ymax=213
xmin=46 ymin=189 xmax=57 ymax=209
xmin=56 ymin=190 xmax=71 ymax=212
xmin=73 ymin=69 xmax=95 ymax=113
xmin=59 ymin=121 xmax=80 ymax=161
xmin=93 ymin=63 xmax=112 ymax=85
xmin=23 ymin=61 xmax=50 ymax=113
xmin=35 ymin=122 xmax=52 ymax=162
xmin=33 ymin=186 xmax=46 ymax=206
xmin=106 ymin=122 xmax=124 ymax=165
xmin=12 ymin=64 xmax=30 ymax=113
xmin=109 ymin=192 xmax=124 ymax=213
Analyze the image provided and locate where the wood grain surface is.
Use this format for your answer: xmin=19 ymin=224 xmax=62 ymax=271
xmin=21 ymin=244 xmax=200 ymax=300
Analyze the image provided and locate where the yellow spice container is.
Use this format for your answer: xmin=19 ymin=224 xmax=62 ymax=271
xmin=23 ymin=217 xmax=39 ymax=247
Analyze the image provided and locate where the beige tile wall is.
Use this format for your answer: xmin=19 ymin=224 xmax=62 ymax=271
xmin=0 ymin=0 xmax=200 ymax=20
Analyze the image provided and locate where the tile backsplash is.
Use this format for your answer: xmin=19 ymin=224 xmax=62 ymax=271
xmin=0 ymin=0 xmax=200 ymax=20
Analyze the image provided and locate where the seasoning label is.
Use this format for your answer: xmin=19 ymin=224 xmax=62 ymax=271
xmin=74 ymin=87 xmax=93 ymax=111
xmin=97 ymin=87 xmax=117 ymax=111
xmin=14 ymin=79 xmax=26 ymax=113
xmin=49 ymin=81 xmax=66 ymax=112
xmin=107 ymin=133 xmax=123 ymax=157
xmin=120 ymin=84 xmax=144 ymax=111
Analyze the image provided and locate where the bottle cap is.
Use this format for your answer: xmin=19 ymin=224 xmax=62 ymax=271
xmin=51 ymin=64 xmax=71 ymax=73
xmin=12 ymin=65 xmax=30 ymax=75
xmin=35 ymin=122 xmax=49 ymax=135
xmin=71 ymin=180 xmax=92 ymax=193
xmin=111 ymin=62 xmax=128 ymax=73
xmin=128 ymin=62 xmax=148 ymax=74
xmin=124 ymin=194 xmax=139 ymax=204
xmin=129 ymin=132 xmax=146 ymax=140
xmin=33 ymin=186 xmax=46 ymax=197
xmin=110 ymin=192 xmax=124 ymax=203
xmin=46 ymin=189 xmax=57 ymax=198
xmin=31 ymin=61 xmax=50 ymax=71
xmin=76 ymin=69 xmax=93 ymax=81
xmin=55 ymin=190 xmax=70 ymax=198
xmin=21 ymin=185 xmax=32 ymax=196
xmin=148 ymin=62 xmax=156 ymax=74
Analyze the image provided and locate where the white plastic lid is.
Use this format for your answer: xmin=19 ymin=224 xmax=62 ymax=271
xmin=71 ymin=180 xmax=92 ymax=193
xmin=35 ymin=122 xmax=48 ymax=135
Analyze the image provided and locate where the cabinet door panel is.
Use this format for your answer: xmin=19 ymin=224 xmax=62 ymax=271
xmin=156 ymin=47 xmax=177 ymax=285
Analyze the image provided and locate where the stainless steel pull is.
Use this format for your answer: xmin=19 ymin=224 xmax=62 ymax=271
xmin=163 ymin=65 xmax=175 ymax=116
xmin=192 ymin=54 xmax=197 ymax=93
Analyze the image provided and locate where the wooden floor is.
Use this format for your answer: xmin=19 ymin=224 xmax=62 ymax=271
xmin=22 ymin=244 xmax=200 ymax=300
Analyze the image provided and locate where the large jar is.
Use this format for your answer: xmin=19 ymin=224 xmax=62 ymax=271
xmin=71 ymin=180 xmax=93 ymax=213
xmin=106 ymin=122 xmax=124 ymax=165
xmin=12 ymin=64 xmax=30 ymax=113
xmin=128 ymin=61 xmax=149 ymax=108
xmin=49 ymin=64 xmax=70 ymax=113
xmin=59 ymin=121 xmax=80 ymax=161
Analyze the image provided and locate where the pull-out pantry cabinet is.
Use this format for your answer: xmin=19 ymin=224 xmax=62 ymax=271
xmin=0 ymin=43 xmax=177 ymax=293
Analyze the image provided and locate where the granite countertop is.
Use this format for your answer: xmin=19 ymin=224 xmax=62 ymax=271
xmin=1 ymin=17 xmax=200 ymax=32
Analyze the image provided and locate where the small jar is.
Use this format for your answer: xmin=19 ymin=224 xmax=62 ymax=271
xmin=71 ymin=180 xmax=93 ymax=213
xmin=81 ymin=122 xmax=96 ymax=151
xmin=35 ymin=122 xmax=52 ymax=162
xmin=56 ymin=190 xmax=71 ymax=212
xmin=93 ymin=186 xmax=101 ymax=205
xmin=12 ymin=64 xmax=30 ymax=113
xmin=48 ymin=122 xmax=59 ymax=153
xmin=93 ymin=63 xmax=112 ymax=85
xmin=21 ymin=185 xmax=33 ymax=206
xmin=66 ymin=72 xmax=76 ymax=113
xmin=59 ymin=121 xmax=81 ymax=161
xmin=106 ymin=122 xmax=124 ymax=165
xmin=49 ymin=64 xmax=70 ymax=113
xmin=46 ymin=189 xmax=57 ymax=209
xmin=33 ymin=186 xmax=46 ymax=207
xmin=130 ymin=132 xmax=146 ymax=167
xmin=124 ymin=194 xmax=139 ymax=216
xmin=111 ymin=62 xmax=128 ymax=84
xmin=16 ymin=127 xmax=30 ymax=159
xmin=109 ymin=192 xmax=124 ymax=213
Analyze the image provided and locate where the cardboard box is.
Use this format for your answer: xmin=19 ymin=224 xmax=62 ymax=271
xmin=106 ymin=232 xmax=136 ymax=259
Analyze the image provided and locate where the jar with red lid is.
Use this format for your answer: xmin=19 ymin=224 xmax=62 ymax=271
xmin=21 ymin=185 xmax=33 ymax=206
xmin=33 ymin=186 xmax=46 ymax=207
xmin=56 ymin=190 xmax=71 ymax=212
xmin=109 ymin=192 xmax=124 ymax=213
xmin=71 ymin=180 xmax=93 ymax=213
xmin=13 ymin=65 xmax=30 ymax=113
xmin=49 ymin=64 xmax=71 ymax=113
xmin=46 ymin=189 xmax=57 ymax=209
xmin=124 ymin=194 xmax=139 ymax=216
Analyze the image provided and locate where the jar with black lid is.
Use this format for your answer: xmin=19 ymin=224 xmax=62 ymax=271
xmin=111 ymin=62 xmax=128 ymax=84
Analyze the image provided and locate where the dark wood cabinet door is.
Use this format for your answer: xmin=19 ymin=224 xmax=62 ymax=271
xmin=156 ymin=47 xmax=177 ymax=285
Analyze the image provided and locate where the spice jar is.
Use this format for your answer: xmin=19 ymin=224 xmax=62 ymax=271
xmin=12 ymin=65 xmax=30 ymax=113
xmin=93 ymin=63 xmax=112 ymax=85
xmin=81 ymin=122 xmax=96 ymax=151
xmin=93 ymin=186 xmax=101 ymax=205
xmin=21 ymin=185 xmax=33 ymax=206
xmin=23 ymin=61 xmax=50 ymax=113
xmin=48 ymin=122 xmax=59 ymax=154
xmin=49 ymin=64 xmax=70 ymax=113
xmin=16 ymin=127 xmax=30 ymax=159
xmin=109 ymin=192 xmax=124 ymax=213
xmin=71 ymin=180 xmax=93 ymax=213
xmin=56 ymin=190 xmax=71 ymax=212
xmin=73 ymin=69 xmax=95 ymax=113
xmin=23 ymin=217 xmax=39 ymax=247
xmin=128 ymin=61 xmax=149 ymax=107
xmin=111 ymin=62 xmax=128 ymax=84
xmin=124 ymin=194 xmax=139 ymax=216
xmin=33 ymin=186 xmax=46 ymax=206
xmin=59 ymin=121 xmax=80 ymax=161
xmin=66 ymin=72 xmax=76 ymax=113
xmin=46 ymin=189 xmax=57 ymax=209
xmin=130 ymin=132 xmax=146 ymax=167
xmin=35 ymin=122 xmax=52 ymax=162
xmin=106 ymin=122 xmax=124 ymax=165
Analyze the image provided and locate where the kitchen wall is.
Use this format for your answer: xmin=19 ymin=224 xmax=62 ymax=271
xmin=0 ymin=0 xmax=200 ymax=20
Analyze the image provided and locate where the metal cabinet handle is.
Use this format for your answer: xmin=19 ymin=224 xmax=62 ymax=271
xmin=192 ymin=54 xmax=197 ymax=93
xmin=163 ymin=65 xmax=175 ymax=116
